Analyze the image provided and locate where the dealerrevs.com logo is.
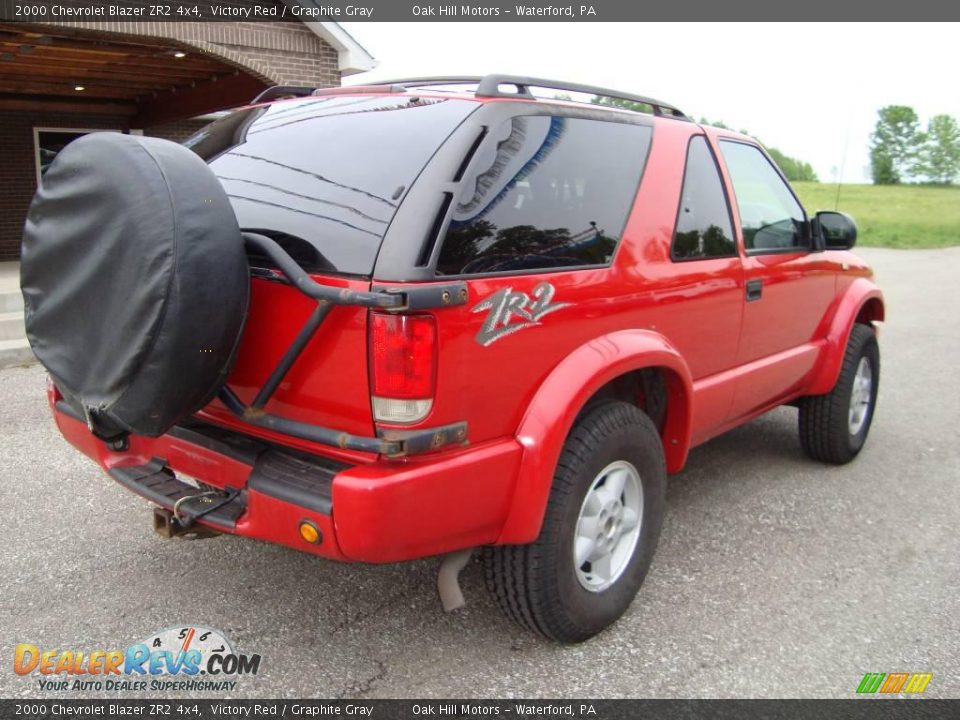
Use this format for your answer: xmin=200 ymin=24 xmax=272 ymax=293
xmin=14 ymin=626 xmax=261 ymax=692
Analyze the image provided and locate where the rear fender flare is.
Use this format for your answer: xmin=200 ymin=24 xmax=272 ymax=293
xmin=496 ymin=329 xmax=693 ymax=545
xmin=807 ymin=278 xmax=885 ymax=395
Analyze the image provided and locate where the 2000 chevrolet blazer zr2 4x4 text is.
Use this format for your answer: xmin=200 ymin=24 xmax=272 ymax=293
xmin=21 ymin=75 xmax=884 ymax=643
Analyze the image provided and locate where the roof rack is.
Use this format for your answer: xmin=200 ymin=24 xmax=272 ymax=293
xmin=250 ymin=75 xmax=689 ymax=120
xmin=250 ymin=86 xmax=315 ymax=104
xmin=372 ymin=74 xmax=689 ymax=120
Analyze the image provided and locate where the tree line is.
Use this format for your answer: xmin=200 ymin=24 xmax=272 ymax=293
xmin=870 ymin=106 xmax=960 ymax=185
xmin=585 ymin=96 xmax=818 ymax=182
xmin=696 ymin=117 xmax=818 ymax=182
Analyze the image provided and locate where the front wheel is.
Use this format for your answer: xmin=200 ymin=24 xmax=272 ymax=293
xmin=483 ymin=402 xmax=666 ymax=643
xmin=798 ymin=323 xmax=880 ymax=464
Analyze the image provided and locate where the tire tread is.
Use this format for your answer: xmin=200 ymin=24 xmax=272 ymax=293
xmin=799 ymin=323 xmax=878 ymax=464
xmin=483 ymin=402 xmax=664 ymax=642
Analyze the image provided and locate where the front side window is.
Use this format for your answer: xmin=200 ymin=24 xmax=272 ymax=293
xmin=436 ymin=116 xmax=652 ymax=275
xmin=719 ymin=140 xmax=807 ymax=252
xmin=672 ymin=136 xmax=736 ymax=260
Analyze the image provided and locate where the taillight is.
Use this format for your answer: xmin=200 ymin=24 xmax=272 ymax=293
xmin=369 ymin=312 xmax=436 ymax=424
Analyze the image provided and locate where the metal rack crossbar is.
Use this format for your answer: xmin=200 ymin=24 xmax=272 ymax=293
xmin=249 ymin=74 xmax=688 ymax=120
xmin=360 ymin=74 xmax=689 ymax=119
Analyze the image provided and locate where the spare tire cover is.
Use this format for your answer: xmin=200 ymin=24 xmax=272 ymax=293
xmin=21 ymin=132 xmax=249 ymax=439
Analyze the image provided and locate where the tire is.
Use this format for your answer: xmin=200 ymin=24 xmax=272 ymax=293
xmin=798 ymin=323 xmax=880 ymax=464
xmin=21 ymin=133 xmax=248 ymax=440
xmin=483 ymin=402 xmax=666 ymax=643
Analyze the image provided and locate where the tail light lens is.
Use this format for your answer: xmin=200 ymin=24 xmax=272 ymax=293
xmin=369 ymin=312 xmax=436 ymax=424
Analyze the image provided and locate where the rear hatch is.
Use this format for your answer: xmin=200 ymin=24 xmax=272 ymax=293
xmin=183 ymin=94 xmax=478 ymax=458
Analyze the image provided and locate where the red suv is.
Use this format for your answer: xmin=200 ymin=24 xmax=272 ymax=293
xmin=21 ymin=75 xmax=884 ymax=643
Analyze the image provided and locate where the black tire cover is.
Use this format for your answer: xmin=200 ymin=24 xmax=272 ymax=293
xmin=21 ymin=133 xmax=249 ymax=439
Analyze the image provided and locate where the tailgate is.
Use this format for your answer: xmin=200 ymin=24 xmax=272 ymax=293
xmin=198 ymin=272 xmax=375 ymax=460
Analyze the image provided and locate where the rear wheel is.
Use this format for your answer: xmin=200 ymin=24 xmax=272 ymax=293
xmin=798 ymin=323 xmax=880 ymax=464
xmin=483 ymin=402 xmax=666 ymax=643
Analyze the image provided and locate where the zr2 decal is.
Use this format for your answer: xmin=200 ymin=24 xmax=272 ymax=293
xmin=472 ymin=282 xmax=571 ymax=347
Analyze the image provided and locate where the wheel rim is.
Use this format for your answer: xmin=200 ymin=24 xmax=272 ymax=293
xmin=848 ymin=357 xmax=873 ymax=436
xmin=573 ymin=460 xmax=643 ymax=593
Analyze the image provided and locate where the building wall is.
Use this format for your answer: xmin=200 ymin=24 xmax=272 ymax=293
xmin=0 ymin=112 xmax=130 ymax=261
xmin=145 ymin=118 xmax=211 ymax=144
xmin=38 ymin=15 xmax=342 ymax=88
xmin=0 ymin=19 xmax=342 ymax=260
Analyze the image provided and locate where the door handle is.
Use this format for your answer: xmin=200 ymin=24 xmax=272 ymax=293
xmin=746 ymin=279 xmax=763 ymax=302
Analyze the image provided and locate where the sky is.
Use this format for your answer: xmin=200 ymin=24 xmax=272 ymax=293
xmin=340 ymin=22 xmax=960 ymax=184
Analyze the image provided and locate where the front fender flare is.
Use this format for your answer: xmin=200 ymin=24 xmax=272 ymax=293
xmin=807 ymin=278 xmax=885 ymax=395
xmin=496 ymin=329 xmax=694 ymax=545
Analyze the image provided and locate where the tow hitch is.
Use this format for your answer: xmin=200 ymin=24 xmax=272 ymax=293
xmin=153 ymin=507 xmax=222 ymax=540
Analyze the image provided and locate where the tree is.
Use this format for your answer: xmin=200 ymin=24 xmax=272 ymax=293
xmin=767 ymin=148 xmax=819 ymax=182
xmin=698 ymin=117 xmax=819 ymax=182
xmin=602 ymin=104 xmax=822 ymax=182
xmin=918 ymin=114 xmax=960 ymax=185
xmin=869 ymin=105 xmax=923 ymax=184
xmin=870 ymin=152 xmax=898 ymax=185
xmin=591 ymin=96 xmax=657 ymax=114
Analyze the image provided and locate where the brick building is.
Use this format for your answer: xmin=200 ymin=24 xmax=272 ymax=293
xmin=0 ymin=6 xmax=375 ymax=260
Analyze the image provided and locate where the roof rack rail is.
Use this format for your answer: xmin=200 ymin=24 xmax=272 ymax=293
xmin=251 ymin=85 xmax=316 ymax=104
xmin=311 ymin=84 xmax=407 ymax=97
xmin=374 ymin=74 xmax=688 ymax=120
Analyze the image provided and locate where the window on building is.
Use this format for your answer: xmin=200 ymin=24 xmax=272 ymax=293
xmin=671 ymin=136 xmax=736 ymax=260
xmin=34 ymin=129 xmax=122 ymax=187
xmin=436 ymin=116 xmax=652 ymax=275
xmin=718 ymin=140 xmax=808 ymax=252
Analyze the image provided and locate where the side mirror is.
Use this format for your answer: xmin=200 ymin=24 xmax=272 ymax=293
xmin=815 ymin=211 xmax=857 ymax=250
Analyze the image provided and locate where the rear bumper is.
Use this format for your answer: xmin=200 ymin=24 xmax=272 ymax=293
xmin=52 ymin=399 xmax=522 ymax=563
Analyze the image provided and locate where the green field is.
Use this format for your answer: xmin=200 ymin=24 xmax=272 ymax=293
xmin=792 ymin=182 xmax=960 ymax=249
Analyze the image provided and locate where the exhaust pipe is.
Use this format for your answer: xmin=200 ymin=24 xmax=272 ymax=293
xmin=437 ymin=548 xmax=474 ymax=612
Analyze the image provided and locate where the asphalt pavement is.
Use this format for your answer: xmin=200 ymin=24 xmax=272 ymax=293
xmin=1 ymin=247 xmax=958 ymax=699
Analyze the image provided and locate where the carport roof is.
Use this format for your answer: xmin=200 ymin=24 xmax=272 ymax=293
xmin=0 ymin=23 xmax=268 ymax=120
xmin=0 ymin=20 xmax=375 ymax=123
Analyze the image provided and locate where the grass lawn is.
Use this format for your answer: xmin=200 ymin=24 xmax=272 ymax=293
xmin=792 ymin=182 xmax=960 ymax=249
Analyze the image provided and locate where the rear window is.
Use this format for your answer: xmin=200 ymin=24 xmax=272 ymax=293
xmin=185 ymin=96 xmax=477 ymax=276
xmin=436 ymin=116 xmax=652 ymax=275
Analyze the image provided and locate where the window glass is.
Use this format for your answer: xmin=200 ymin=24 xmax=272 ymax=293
xmin=719 ymin=141 xmax=807 ymax=252
xmin=436 ymin=116 xmax=651 ymax=275
xmin=36 ymin=130 xmax=121 ymax=186
xmin=186 ymin=96 xmax=477 ymax=276
xmin=672 ymin=136 xmax=736 ymax=260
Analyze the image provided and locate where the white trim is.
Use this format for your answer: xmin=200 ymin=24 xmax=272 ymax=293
xmin=279 ymin=7 xmax=377 ymax=76
xmin=33 ymin=127 xmax=122 ymax=188
xmin=316 ymin=22 xmax=377 ymax=75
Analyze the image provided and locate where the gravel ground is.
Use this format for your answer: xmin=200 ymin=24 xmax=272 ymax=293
xmin=1 ymin=247 xmax=957 ymax=699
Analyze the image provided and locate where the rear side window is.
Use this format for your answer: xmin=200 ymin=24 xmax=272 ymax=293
xmin=672 ymin=136 xmax=736 ymax=260
xmin=185 ymin=96 xmax=477 ymax=276
xmin=436 ymin=116 xmax=651 ymax=275
xmin=718 ymin=140 xmax=808 ymax=252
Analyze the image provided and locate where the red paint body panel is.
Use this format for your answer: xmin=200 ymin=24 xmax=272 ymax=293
xmin=52 ymin=392 xmax=521 ymax=563
xmin=333 ymin=438 xmax=522 ymax=562
xmin=807 ymin=274 xmax=885 ymax=395
xmin=48 ymin=93 xmax=885 ymax=564
xmin=198 ymin=275 xmax=377 ymax=466
xmin=498 ymin=330 xmax=693 ymax=544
